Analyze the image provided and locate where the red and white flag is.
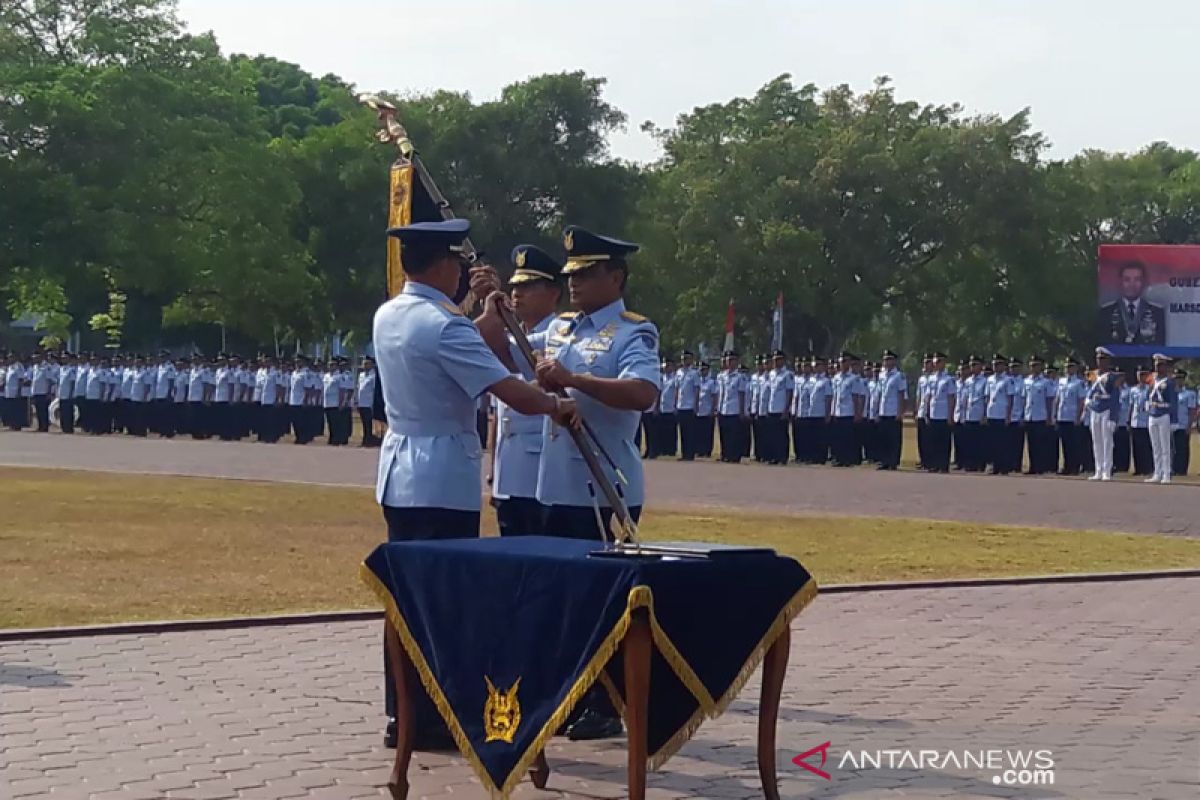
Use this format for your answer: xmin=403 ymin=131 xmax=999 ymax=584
xmin=723 ymin=299 xmax=735 ymax=351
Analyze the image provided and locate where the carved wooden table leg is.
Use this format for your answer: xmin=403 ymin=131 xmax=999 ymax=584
xmin=384 ymin=622 xmax=414 ymax=800
xmin=529 ymin=750 xmax=551 ymax=789
xmin=757 ymin=626 xmax=791 ymax=800
xmin=624 ymin=608 xmax=652 ymax=800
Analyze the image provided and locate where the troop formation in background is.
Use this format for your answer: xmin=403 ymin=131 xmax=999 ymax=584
xmin=637 ymin=346 xmax=1198 ymax=483
xmin=0 ymin=350 xmax=380 ymax=448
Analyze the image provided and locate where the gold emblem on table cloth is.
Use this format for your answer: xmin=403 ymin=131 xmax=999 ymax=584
xmin=483 ymin=676 xmax=522 ymax=744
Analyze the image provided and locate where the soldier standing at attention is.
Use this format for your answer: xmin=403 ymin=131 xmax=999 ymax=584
xmin=374 ymin=219 xmax=578 ymax=750
xmin=1085 ymin=347 xmax=1123 ymax=481
xmin=1022 ymin=356 xmax=1052 ymax=474
xmin=1055 ymin=357 xmax=1087 ymax=475
xmin=695 ymin=361 xmax=717 ymax=458
xmin=984 ymin=354 xmax=1016 ymax=475
xmin=1113 ymin=367 xmax=1133 ymax=474
xmin=56 ymin=353 xmax=77 ymax=435
xmin=716 ymin=351 xmax=746 ymax=463
xmin=875 ymin=350 xmax=907 ymax=470
xmin=1172 ymin=368 xmax=1196 ymax=477
xmin=657 ymin=356 xmax=679 ymax=458
xmin=1146 ymin=354 xmax=1178 ymax=484
xmin=807 ymin=356 xmax=832 ymax=464
xmin=1128 ymin=365 xmax=1153 ymax=475
xmin=926 ymin=352 xmax=956 ymax=473
xmin=356 ymin=356 xmax=379 ymax=447
xmin=490 ymin=244 xmax=563 ymax=537
xmin=1008 ymin=358 xmax=1026 ymax=472
xmin=675 ymin=350 xmax=700 ymax=461
xmin=914 ymin=354 xmax=934 ymax=469
xmin=762 ymin=350 xmax=794 ymax=464
xmin=829 ymin=351 xmax=865 ymax=467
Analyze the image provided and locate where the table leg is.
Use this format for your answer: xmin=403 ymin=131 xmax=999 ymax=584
xmin=624 ymin=608 xmax=652 ymax=800
xmin=384 ymin=622 xmax=414 ymax=800
xmin=529 ymin=750 xmax=551 ymax=789
xmin=757 ymin=626 xmax=791 ymax=800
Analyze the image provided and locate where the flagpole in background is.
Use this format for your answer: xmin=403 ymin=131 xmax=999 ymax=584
xmin=724 ymin=299 xmax=735 ymax=352
xmin=771 ymin=292 xmax=783 ymax=352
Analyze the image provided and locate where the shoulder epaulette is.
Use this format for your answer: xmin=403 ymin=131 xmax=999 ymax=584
xmin=557 ymin=311 xmax=580 ymax=320
xmin=438 ymin=301 xmax=464 ymax=317
xmin=620 ymin=311 xmax=648 ymax=323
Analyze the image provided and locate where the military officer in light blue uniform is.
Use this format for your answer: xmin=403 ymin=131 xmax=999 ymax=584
xmin=716 ymin=350 xmax=747 ymax=462
xmin=1172 ymin=367 xmax=1196 ymax=477
xmin=1129 ymin=365 xmax=1153 ymax=475
xmin=874 ymin=350 xmax=907 ymax=470
xmin=482 ymin=224 xmax=660 ymax=742
xmin=374 ymin=219 xmax=577 ymax=750
xmin=491 ymin=244 xmax=564 ymax=537
xmin=1055 ymin=357 xmax=1087 ymax=475
xmin=497 ymin=226 xmax=660 ymax=538
xmin=675 ymin=350 xmax=701 ymax=460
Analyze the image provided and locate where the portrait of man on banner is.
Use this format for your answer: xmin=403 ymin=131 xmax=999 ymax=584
xmin=1098 ymin=260 xmax=1166 ymax=346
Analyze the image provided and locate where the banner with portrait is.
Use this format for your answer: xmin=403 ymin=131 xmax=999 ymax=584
xmin=1097 ymin=244 xmax=1200 ymax=358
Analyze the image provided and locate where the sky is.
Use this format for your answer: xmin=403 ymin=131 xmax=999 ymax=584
xmin=176 ymin=0 xmax=1200 ymax=164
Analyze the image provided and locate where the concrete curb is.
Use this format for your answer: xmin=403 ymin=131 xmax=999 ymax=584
xmin=3 ymin=568 xmax=1198 ymax=642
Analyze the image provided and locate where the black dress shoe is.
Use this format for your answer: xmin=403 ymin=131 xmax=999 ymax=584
xmin=566 ymin=710 xmax=624 ymax=741
xmin=384 ymin=718 xmax=397 ymax=749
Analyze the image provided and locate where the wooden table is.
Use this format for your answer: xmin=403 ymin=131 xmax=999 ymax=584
xmin=383 ymin=608 xmax=792 ymax=800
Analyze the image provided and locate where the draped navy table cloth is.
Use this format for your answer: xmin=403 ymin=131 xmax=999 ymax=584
xmin=361 ymin=535 xmax=816 ymax=797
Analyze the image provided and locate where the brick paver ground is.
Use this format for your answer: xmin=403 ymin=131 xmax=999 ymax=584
xmin=3 ymin=578 xmax=1198 ymax=800
xmin=3 ymin=431 xmax=1198 ymax=536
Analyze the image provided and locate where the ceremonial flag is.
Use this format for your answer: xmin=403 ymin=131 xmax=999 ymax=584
xmin=384 ymin=159 xmax=446 ymax=299
xmin=770 ymin=292 xmax=783 ymax=352
xmin=723 ymin=299 xmax=735 ymax=351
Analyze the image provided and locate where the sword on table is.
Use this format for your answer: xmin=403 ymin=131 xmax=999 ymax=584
xmin=362 ymin=95 xmax=639 ymax=546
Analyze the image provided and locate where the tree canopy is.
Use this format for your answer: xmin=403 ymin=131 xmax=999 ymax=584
xmin=4 ymin=0 xmax=1200 ymax=360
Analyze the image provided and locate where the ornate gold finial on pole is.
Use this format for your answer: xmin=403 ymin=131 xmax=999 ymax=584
xmin=360 ymin=94 xmax=414 ymax=161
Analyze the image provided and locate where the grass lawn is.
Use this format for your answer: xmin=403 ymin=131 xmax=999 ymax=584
xmin=3 ymin=467 xmax=1199 ymax=629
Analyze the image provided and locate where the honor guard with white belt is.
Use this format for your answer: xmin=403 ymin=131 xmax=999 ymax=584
xmin=491 ymin=243 xmax=564 ymax=537
xmin=1146 ymin=353 xmax=1178 ymax=484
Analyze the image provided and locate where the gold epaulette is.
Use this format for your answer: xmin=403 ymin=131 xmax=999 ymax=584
xmin=438 ymin=301 xmax=464 ymax=316
xmin=557 ymin=311 xmax=581 ymax=320
xmin=620 ymin=311 xmax=648 ymax=323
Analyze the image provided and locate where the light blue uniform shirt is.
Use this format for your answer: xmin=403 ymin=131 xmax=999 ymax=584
xmin=524 ymin=299 xmax=661 ymax=509
xmin=492 ymin=314 xmax=555 ymax=502
xmin=697 ymin=375 xmax=717 ymax=416
xmin=793 ymin=374 xmax=811 ymax=416
xmin=1130 ymin=384 xmax=1151 ymax=428
xmin=875 ymin=369 xmax=907 ymax=417
xmin=374 ymin=282 xmax=511 ymax=511
xmin=1117 ymin=385 xmax=1131 ymax=426
xmin=659 ymin=371 xmax=678 ymax=413
xmin=929 ymin=372 xmax=957 ymax=421
xmin=985 ymin=373 xmax=1016 ymax=421
xmin=1175 ymin=387 xmax=1197 ymax=431
xmin=1010 ymin=375 xmax=1026 ymax=420
xmin=676 ymin=367 xmax=700 ymax=411
xmin=1023 ymin=375 xmax=1051 ymax=422
xmin=1056 ymin=376 xmax=1086 ymax=423
xmin=717 ymin=370 xmax=745 ymax=415
xmin=807 ymin=375 xmax=831 ymax=418
xmin=866 ymin=379 xmax=880 ymax=421
xmin=916 ymin=374 xmax=930 ymax=419
xmin=831 ymin=371 xmax=866 ymax=418
xmin=963 ymin=374 xmax=987 ymax=422
xmin=766 ymin=368 xmax=795 ymax=414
